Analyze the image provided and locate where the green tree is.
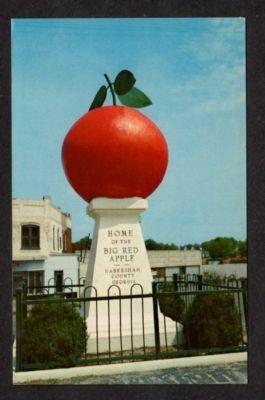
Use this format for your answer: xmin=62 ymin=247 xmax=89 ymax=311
xmin=145 ymin=238 xmax=178 ymax=250
xmin=72 ymin=235 xmax=92 ymax=251
xmin=237 ymin=240 xmax=247 ymax=257
xmin=201 ymin=237 xmax=237 ymax=259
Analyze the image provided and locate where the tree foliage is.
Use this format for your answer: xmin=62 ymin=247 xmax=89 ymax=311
xmin=145 ymin=239 xmax=178 ymax=250
xmin=72 ymin=235 xmax=92 ymax=251
xmin=237 ymin=240 xmax=247 ymax=257
xmin=201 ymin=237 xmax=247 ymax=259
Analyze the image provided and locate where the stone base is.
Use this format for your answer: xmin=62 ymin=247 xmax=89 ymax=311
xmin=84 ymin=197 xmax=178 ymax=353
xmin=85 ymin=321 xmax=183 ymax=354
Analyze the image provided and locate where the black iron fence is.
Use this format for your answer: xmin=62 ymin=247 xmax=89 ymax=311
xmin=15 ymin=274 xmax=247 ymax=372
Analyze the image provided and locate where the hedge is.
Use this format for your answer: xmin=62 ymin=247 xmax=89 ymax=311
xmin=21 ymin=300 xmax=87 ymax=366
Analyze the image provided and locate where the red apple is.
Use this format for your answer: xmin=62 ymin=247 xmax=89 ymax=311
xmin=62 ymin=105 xmax=168 ymax=202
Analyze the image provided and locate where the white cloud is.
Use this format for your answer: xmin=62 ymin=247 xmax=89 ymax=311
xmin=166 ymin=60 xmax=245 ymax=115
xmin=167 ymin=21 xmax=245 ymax=115
xmin=193 ymin=92 xmax=245 ymax=113
xmin=143 ymin=18 xmax=246 ymax=120
xmin=210 ymin=17 xmax=245 ymax=34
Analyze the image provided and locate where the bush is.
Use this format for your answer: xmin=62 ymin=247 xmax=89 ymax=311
xmin=182 ymin=292 xmax=242 ymax=349
xmin=157 ymin=282 xmax=185 ymax=322
xmin=21 ymin=300 xmax=87 ymax=366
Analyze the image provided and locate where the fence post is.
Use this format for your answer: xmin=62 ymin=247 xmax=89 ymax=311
xmin=152 ymin=281 xmax=160 ymax=359
xmin=173 ymin=274 xmax=178 ymax=291
xmin=22 ymin=280 xmax=27 ymax=319
xmin=15 ymin=287 xmax=23 ymax=372
xmin=240 ymin=278 xmax=248 ymax=332
xmin=198 ymin=274 xmax=203 ymax=291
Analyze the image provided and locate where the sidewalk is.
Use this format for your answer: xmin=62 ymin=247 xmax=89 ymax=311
xmin=13 ymin=351 xmax=247 ymax=384
xmin=54 ymin=361 xmax=247 ymax=384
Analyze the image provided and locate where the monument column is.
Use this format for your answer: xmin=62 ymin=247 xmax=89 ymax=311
xmin=84 ymin=197 xmax=157 ymax=352
xmin=84 ymin=197 xmax=178 ymax=353
xmin=85 ymin=197 xmax=153 ymax=296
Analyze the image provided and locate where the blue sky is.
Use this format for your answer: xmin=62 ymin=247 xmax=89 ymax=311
xmin=12 ymin=18 xmax=246 ymax=244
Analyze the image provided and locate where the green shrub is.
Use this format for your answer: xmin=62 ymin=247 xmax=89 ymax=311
xmin=157 ymin=282 xmax=185 ymax=322
xmin=182 ymin=292 xmax=242 ymax=349
xmin=21 ymin=300 xmax=87 ymax=366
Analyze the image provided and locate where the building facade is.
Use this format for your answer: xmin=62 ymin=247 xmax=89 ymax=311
xmin=201 ymin=263 xmax=247 ymax=278
xmin=12 ymin=196 xmax=77 ymax=293
xmin=13 ymin=196 xmax=72 ymax=262
xmin=147 ymin=250 xmax=202 ymax=277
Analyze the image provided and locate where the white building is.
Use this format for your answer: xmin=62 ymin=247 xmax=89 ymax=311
xmin=12 ymin=196 xmax=78 ymax=293
xmin=148 ymin=250 xmax=202 ymax=277
xmin=13 ymin=196 xmax=72 ymax=261
xmin=201 ymin=263 xmax=247 ymax=278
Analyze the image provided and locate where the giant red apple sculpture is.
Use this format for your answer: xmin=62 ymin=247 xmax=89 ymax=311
xmin=62 ymin=70 xmax=168 ymax=202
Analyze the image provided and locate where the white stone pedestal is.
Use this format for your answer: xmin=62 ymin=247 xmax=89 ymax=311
xmin=84 ymin=197 xmax=178 ymax=354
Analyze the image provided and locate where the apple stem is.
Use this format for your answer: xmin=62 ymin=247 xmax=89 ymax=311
xmin=104 ymin=74 xmax=116 ymax=106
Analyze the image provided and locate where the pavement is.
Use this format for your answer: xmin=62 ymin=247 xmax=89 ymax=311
xmin=55 ymin=361 xmax=247 ymax=384
xmin=14 ymin=352 xmax=247 ymax=384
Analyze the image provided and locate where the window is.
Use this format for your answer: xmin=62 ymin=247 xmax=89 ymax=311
xmin=28 ymin=271 xmax=44 ymax=295
xmin=188 ymin=265 xmax=200 ymax=275
xmin=21 ymin=225 xmax=40 ymax=249
xmin=64 ymin=232 xmax=67 ymax=251
xmin=13 ymin=272 xmax=27 ymax=295
xmin=53 ymin=226 xmax=55 ymax=250
xmin=57 ymin=229 xmax=59 ymax=250
xmin=54 ymin=270 xmax=64 ymax=292
xmin=179 ymin=266 xmax=186 ymax=275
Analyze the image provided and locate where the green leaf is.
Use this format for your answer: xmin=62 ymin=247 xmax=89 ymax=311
xmin=114 ymin=70 xmax=136 ymax=95
xmin=89 ymin=85 xmax=107 ymax=110
xmin=117 ymin=87 xmax=152 ymax=108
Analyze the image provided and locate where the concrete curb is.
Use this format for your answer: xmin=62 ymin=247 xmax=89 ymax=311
xmin=13 ymin=352 xmax=247 ymax=384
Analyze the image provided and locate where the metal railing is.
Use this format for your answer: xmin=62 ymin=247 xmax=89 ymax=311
xmin=15 ymin=274 xmax=247 ymax=371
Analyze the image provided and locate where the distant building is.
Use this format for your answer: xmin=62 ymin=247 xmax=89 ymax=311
xmin=12 ymin=196 xmax=78 ymax=293
xmin=147 ymin=250 xmax=202 ymax=277
xmin=201 ymin=263 xmax=247 ymax=278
